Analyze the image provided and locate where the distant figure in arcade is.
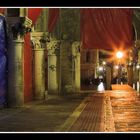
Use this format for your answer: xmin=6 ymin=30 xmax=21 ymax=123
xmin=94 ymin=77 xmax=100 ymax=86
xmin=89 ymin=77 xmax=93 ymax=85
xmin=97 ymin=80 xmax=105 ymax=91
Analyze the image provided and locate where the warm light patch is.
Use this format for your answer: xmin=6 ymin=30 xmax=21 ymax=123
xmin=102 ymin=61 xmax=106 ymax=65
xmin=98 ymin=66 xmax=103 ymax=71
xmin=116 ymin=51 xmax=123 ymax=59
xmin=136 ymin=65 xmax=140 ymax=69
xmin=115 ymin=65 xmax=119 ymax=69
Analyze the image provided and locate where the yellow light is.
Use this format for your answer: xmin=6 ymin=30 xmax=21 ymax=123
xmin=102 ymin=61 xmax=106 ymax=65
xmin=115 ymin=65 xmax=119 ymax=69
xmin=136 ymin=65 xmax=140 ymax=69
xmin=98 ymin=66 xmax=103 ymax=71
xmin=116 ymin=51 xmax=123 ymax=59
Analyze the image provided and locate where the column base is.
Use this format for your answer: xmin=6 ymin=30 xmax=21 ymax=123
xmin=34 ymin=92 xmax=45 ymax=100
xmin=74 ymin=88 xmax=80 ymax=93
xmin=62 ymin=85 xmax=75 ymax=94
xmin=7 ymin=102 xmax=24 ymax=108
xmin=48 ymin=90 xmax=59 ymax=95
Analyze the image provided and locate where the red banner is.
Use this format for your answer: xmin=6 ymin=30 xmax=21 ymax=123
xmin=24 ymin=8 xmax=42 ymax=102
xmin=28 ymin=8 xmax=42 ymax=25
xmin=81 ymin=9 xmax=133 ymax=50
xmin=24 ymin=33 xmax=33 ymax=102
xmin=48 ymin=8 xmax=59 ymax=32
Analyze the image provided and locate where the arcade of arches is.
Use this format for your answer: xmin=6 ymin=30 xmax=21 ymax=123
xmin=0 ymin=8 xmax=140 ymax=108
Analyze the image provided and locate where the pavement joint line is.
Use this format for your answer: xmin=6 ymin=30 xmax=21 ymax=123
xmin=56 ymin=94 xmax=91 ymax=132
xmin=104 ymin=94 xmax=115 ymax=132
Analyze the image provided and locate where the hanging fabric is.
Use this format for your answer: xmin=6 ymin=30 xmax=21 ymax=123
xmin=48 ymin=8 xmax=60 ymax=32
xmin=81 ymin=8 xmax=133 ymax=50
xmin=24 ymin=32 xmax=33 ymax=102
xmin=0 ymin=15 xmax=7 ymax=106
xmin=28 ymin=8 xmax=42 ymax=25
xmin=24 ymin=8 xmax=42 ymax=102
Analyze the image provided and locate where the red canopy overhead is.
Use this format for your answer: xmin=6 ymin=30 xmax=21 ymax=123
xmin=81 ymin=8 xmax=133 ymax=50
xmin=48 ymin=8 xmax=60 ymax=32
xmin=28 ymin=8 xmax=42 ymax=25
xmin=0 ymin=8 xmax=6 ymax=14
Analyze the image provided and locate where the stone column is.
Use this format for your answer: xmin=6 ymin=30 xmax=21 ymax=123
xmin=135 ymin=40 xmax=140 ymax=92
xmin=127 ymin=64 xmax=133 ymax=87
xmin=93 ymin=50 xmax=99 ymax=79
xmin=6 ymin=17 xmax=32 ymax=107
xmin=31 ymin=32 xmax=48 ymax=100
xmin=60 ymin=40 xmax=74 ymax=94
xmin=47 ymin=39 xmax=60 ymax=94
xmin=72 ymin=41 xmax=81 ymax=92
xmin=20 ymin=9 xmax=28 ymax=17
xmin=133 ymin=64 xmax=138 ymax=90
xmin=127 ymin=48 xmax=134 ymax=87
xmin=106 ymin=65 xmax=112 ymax=90
xmin=138 ymin=51 xmax=140 ymax=92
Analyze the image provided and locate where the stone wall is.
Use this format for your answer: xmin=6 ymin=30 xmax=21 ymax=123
xmin=60 ymin=9 xmax=80 ymax=41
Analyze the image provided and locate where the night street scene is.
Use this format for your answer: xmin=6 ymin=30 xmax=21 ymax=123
xmin=0 ymin=8 xmax=140 ymax=133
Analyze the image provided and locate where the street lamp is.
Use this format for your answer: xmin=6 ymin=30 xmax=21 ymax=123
xmin=102 ymin=61 xmax=106 ymax=65
xmin=116 ymin=51 xmax=123 ymax=59
xmin=116 ymin=51 xmax=124 ymax=84
xmin=136 ymin=64 xmax=140 ymax=69
xmin=115 ymin=65 xmax=119 ymax=69
xmin=98 ymin=66 xmax=103 ymax=71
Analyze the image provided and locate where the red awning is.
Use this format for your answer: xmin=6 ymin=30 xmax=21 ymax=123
xmin=48 ymin=8 xmax=60 ymax=32
xmin=81 ymin=8 xmax=133 ymax=50
xmin=28 ymin=8 xmax=42 ymax=25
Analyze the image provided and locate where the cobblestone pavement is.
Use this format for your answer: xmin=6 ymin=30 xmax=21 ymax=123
xmin=0 ymin=85 xmax=140 ymax=132
xmin=109 ymin=84 xmax=140 ymax=132
xmin=61 ymin=84 xmax=140 ymax=132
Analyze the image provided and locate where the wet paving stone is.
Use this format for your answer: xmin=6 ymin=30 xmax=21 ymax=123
xmin=110 ymin=84 xmax=140 ymax=132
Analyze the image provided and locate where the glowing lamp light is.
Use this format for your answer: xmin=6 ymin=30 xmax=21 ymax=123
xmin=116 ymin=51 xmax=123 ymax=59
xmin=136 ymin=65 xmax=140 ymax=69
xmin=102 ymin=61 xmax=106 ymax=65
xmin=98 ymin=66 xmax=103 ymax=71
xmin=129 ymin=62 xmax=132 ymax=66
xmin=115 ymin=65 xmax=119 ymax=69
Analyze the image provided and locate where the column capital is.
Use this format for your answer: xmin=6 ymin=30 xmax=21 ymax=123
xmin=47 ymin=39 xmax=61 ymax=55
xmin=6 ymin=17 xmax=32 ymax=40
xmin=31 ymin=32 xmax=49 ymax=49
